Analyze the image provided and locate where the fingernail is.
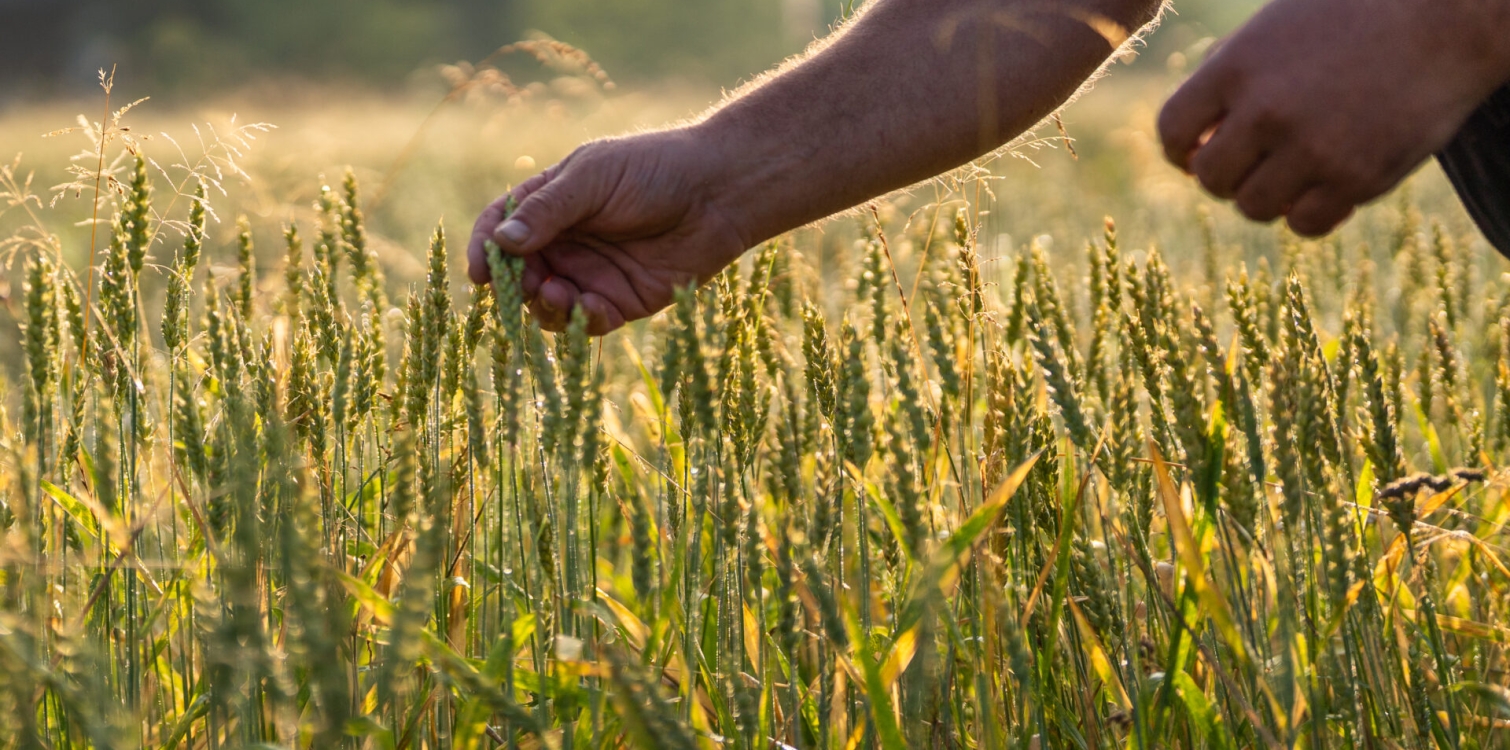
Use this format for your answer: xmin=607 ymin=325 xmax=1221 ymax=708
xmin=537 ymin=280 xmax=559 ymax=312
xmin=495 ymin=219 xmax=530 ymax=245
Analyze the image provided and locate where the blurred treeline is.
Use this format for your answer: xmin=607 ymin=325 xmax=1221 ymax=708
xmin=0 ymin=0 xmax=1260 ymax=100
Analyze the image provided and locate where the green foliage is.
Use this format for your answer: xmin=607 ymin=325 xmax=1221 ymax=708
xmin=7 ymin=98 xmax=1510 ymax=750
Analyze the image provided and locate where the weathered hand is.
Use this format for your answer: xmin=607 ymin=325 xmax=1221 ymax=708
xmin=1158 ymin=0 xmax=1510 ymax=236
xmin=467 ymin=129 xmax=750 ymax=334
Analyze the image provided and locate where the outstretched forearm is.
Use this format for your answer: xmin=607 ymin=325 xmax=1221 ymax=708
xmin=696 ymin=0 xmax=1163 ymax=247
xmin=468 ymin=0 xmax=1163 ymax=334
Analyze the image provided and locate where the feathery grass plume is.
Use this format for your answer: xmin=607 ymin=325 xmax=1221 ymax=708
xmin=21 ymin=254 xmax=58 ymax=450
xmin=234 ymin=215 xmax=255 ymax=318
xmin=490 ymin=323 xmax=521 ymax=449
xmin=1321 ymin=470 xmax=1355 ymax=607
xmin=1100 ymin=216 xmax=1122 ymax=306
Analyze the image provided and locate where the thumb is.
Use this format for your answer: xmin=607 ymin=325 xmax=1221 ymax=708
xmin=492 ymin=169 xmax=600 ymax=256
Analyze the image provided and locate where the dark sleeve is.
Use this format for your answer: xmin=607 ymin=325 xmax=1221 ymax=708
xmin=1437 ymin=82 xmax=1510 ymax=259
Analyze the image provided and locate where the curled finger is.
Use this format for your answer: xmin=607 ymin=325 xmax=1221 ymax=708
xmin=1285 ymin=187 xmax=1355 ymax=237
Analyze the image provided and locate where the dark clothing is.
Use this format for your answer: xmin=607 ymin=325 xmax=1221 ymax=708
xmin=1438 ymin=82 xmax=1510 ymax=258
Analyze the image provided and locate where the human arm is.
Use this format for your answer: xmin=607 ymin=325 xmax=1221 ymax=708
xmin=468 ymin=0 xmax=1163 ymax=333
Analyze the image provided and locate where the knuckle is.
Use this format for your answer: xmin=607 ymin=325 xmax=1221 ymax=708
xmin=1288 ymin=213 xmax=1330 ymax=237
xmin=1236 ymin=193 xmax=1277 ymax=223
xmin=1246 ymin=98 xmax=1290 ymax=136
xmin=1196 ymin=169 xmax=1229 ymax=199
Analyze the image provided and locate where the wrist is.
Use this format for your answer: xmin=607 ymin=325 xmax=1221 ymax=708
xmin=689 ymin=106 xmax=820 ymax=250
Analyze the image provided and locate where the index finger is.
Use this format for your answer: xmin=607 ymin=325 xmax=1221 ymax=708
xmin=467 ymin=172 xmax=551 ymax=284
xmin=468 ymin=193 xmax=515 ymax=284
xmin=1157 ymin=70 xmax=1228 ymax=173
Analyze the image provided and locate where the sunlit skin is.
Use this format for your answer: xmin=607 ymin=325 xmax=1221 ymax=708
xmin=467 ymin=0 xmax=1162 ymax=333
xmin=469 ymin=0 xmax=1510 ymax=335
xmin=1159 ymin=0 xmax=1510 ymax=237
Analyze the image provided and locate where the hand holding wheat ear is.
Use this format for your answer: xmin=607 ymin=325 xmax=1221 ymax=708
xmin=467 ymin=131 xmax=748 ymax=335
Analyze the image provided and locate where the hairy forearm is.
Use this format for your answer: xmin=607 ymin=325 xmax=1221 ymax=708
xmin=695 ymin=0 xmax=1162 ymax=247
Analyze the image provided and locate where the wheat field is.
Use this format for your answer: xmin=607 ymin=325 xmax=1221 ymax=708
xmin=3 ymin=66 xmax=1510 ymax=750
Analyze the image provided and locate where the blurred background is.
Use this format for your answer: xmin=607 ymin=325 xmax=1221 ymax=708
xmin=0 ymin=0 xmax=1264 ymax=99
xmin=1 ymin=0 xmax=1480 ymax=358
